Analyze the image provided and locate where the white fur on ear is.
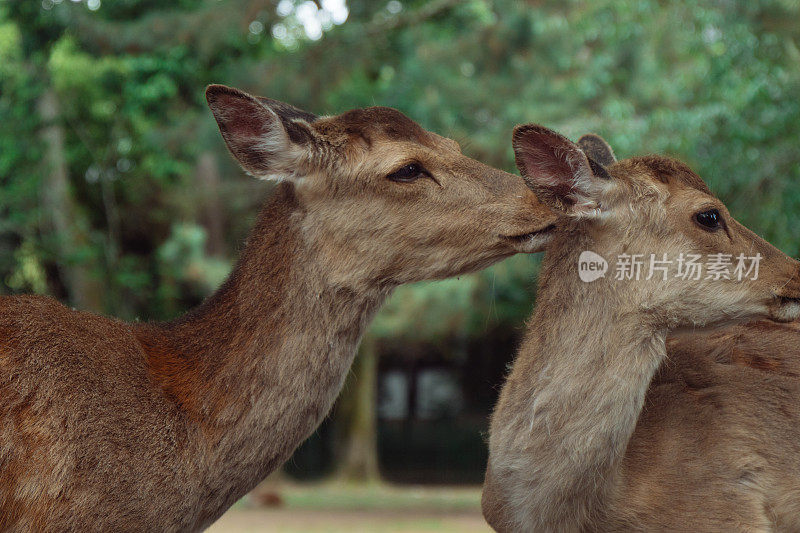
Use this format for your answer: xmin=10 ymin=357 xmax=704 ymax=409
xmin=250 ymin=115 xmax=308 ymax=181
xmin=206 ymin=84 xmax=313 ymax=181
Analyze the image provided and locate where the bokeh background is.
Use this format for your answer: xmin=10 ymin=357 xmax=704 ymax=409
xmin=2 ymin=0 xmax=800 ymax=531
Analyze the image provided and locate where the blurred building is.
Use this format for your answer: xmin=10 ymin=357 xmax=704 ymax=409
xmin=287 ymin=332 xmax=519 ymax=484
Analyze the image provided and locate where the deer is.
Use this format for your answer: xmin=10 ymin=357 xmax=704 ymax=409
xmin=0 ymin=84 xmax=560 ymax=532
xmin=481 ymin=125 xmax=800 ymax=532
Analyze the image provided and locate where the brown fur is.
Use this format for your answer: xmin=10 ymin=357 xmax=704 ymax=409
xmin=610 ymin=323 xmax=800 ymax=531
xmin=632 ymin=154 xmax=712 ymax=193
xmin=482 ymin=127 xmax=800 ymax=532
xmin=0 ymin=86 xmax=559 ymax=531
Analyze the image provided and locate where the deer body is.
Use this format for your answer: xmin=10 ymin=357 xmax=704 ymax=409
xmin=483 ymin=240 xmax=667 ymax=531
xmin=609 ymin=323 xmax=800 ymax=531
xmin=0 ymin=185 xmax=388 ymax=530
xmin=484 ymin=242 xmax=800 ymax=532
xmin=482 ymin=128 xmax=800 ymax=532
xmin=1 ymin=86 xmax=558 ymax=531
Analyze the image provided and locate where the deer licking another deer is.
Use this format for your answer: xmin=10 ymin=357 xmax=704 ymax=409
xmin=482 ymin=126 xmax=800 ymax=532
xmin=0 ymin=85 xmax=559 ymax=531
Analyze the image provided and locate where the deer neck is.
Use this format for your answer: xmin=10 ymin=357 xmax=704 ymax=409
xmin=489 ymin=244 xmax=666 ymax=531
xmin=136 ymin=183 xmax=390 ymax=519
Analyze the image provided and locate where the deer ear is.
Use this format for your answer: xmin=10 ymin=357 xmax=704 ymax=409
xmin=578 ymin=134 xmax=616 ymax=167
xmin=513 ymin=124 xmax=609 ymax=215
xmin=205 ymin=85 xmax=318 ymax=180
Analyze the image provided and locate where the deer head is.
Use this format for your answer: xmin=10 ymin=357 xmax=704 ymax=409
xmin=205 ymin=85 xmax=557 ymax=286
xmin=513 ymin=125 xmax=800 ymax=328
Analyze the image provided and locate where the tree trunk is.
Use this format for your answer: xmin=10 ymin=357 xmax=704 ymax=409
xmin=37 ymin=87 xmax=104 ymax=312
xmin=336 ymin=334 xmax=380 ymax=482
xmin=195 ymin=152 xmax=226 ymax=257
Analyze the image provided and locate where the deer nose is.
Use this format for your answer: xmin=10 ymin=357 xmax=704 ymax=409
xmin=773 ymin=264 xmax=800 ymax=298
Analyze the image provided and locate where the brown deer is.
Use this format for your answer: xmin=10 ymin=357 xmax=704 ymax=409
xmin=481 ymin=125 xmax=800 ymax=532
xmin=0 ymin=85 xmax=559 ymax=532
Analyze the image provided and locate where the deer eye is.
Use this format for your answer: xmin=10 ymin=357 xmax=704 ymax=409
xmin=694 ymin=209 xmax=722 ymax=231
xmin=387 ymin=163 xmax=429 ymax=183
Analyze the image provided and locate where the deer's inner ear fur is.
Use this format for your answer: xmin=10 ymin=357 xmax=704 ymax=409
xmin=256 ymin=96 xmax=318 ymax=124
xmin=512 ymin=124 xmax=606 ymax=215
xmin=206 ymin=84 xmax=317 ymax=180
xmin=578 ymin=134 xmax=616 ymax=167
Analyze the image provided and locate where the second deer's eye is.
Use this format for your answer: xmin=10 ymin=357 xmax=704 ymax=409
xmin=694 ymin=209 xmax=722 ymax=231
xmin=387 ymin=163 xmax=429 ymax=183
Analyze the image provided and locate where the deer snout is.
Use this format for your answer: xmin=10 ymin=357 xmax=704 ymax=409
xmin=498 ymin=191 xmax=558 ymax=253
xmin=769 ymin=265 xmax=800 ymax=323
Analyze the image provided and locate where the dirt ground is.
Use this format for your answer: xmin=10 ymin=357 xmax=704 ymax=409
xmin=206 ymin=483 xmax=491 ymax=533
xmin=208 ymin=508 xmax=490 ymax=533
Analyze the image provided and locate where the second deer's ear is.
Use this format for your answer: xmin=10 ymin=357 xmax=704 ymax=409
xmin=578 ymin=134 xmax=616 ymax=167
xmin=205 ymin=84 xmax=318 ymax=180
xmin=512 ymin=124 xmax=609 ymax=215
